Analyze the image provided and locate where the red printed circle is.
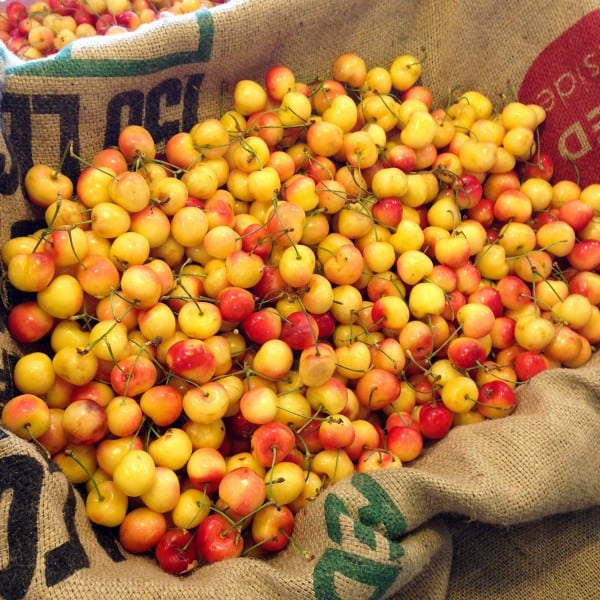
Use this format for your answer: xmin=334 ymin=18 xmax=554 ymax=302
xmin=518 ymin=11 xmax=600 ymax=187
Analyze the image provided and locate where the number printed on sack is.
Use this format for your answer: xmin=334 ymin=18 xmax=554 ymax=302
xmin=313 ymin=474 xmax=406 ymax=599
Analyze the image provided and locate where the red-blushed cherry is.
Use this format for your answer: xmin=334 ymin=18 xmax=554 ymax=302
xmin=250 ymin=504 xmax=295 ymax=553
xmin=476 ymin=380 xmax=518 ymax=419
xmin=298 ymin=342 xmax=337 ymax=387
xmin=344 ymin=418 xmax=384 ymax=462
xmin=454 ymin=173 xmax=483 ymax=209
xmin=496 ymin=275 xmax=533 ymax=311
xmin=218 ymin=465 xmax=266 ymax=517
xmin=280 ymin=311 xmax=320 ymax=350
xmin=154 ymin=529 xmax=198 ymax=575
xmin=466 ymin=197 xmax=495 ymax=228
xmin=519 ymin=151 xmax=554 ymax=181
xmin=442 ymin=289 xmax=467 ymax=321
xmin=490 ymin=316 xmax=517 ymax=350
xmin=566 ymin=239 xmax=600 ymax=272
xmin=7 ymin=301 xmax=54 ymax=343
xmin=356 ymin=447 xmax=402 ymax=473
xmin=1 ymin=393 xmax=50 ymax=439
xmin=110 ymin=355 xmax=158 ymax=397
xmin=264 ymin=64 xmax=296 ymax=101
xmin=401 ymin=84 xmax=433 ymax=108
xmin=217 ymin=286 xmax=256 ymax=323
xmin=186 ymin=447 xmax=227 ymax=495
xmin=265 ymin=200 xmax=306 ymax=247
xmin=240 ymin=223 xmax=273 ymax=260
xmin=118 ymin=124 xmax=156 ymax=162
xmin=311 ymin=311 xmax=336 ymax=340
xmin=371 ymin=196 xmax=403 ymax=228
xmin=116 ymin=9 xmax=140 ymax=30
xmin=140 ymin=385 xmax=184 ymax=428
xmin=251 ymin=265 xmax=288 ymax=303
xmin=447 ymin=336 xmax=489 ymax=370
xmin=91 ymin=147 xmax=128 ymax=174
xmin=195 ymin=513 xmax=244 ymax=563
xmin=36 ymin=408 xmax=68 ymax=456
xmin=318 ymin=413 xmax=356 ymax=450
xmin=385 ymin=411 xmax=420 ymax=433
xmin=305 ymin=375 xmax=349 ymax=415
xmin=118 ymin=507 xmax=167 ymax=555
xmin=399 ymin=320 xmax=434 ymax=364
xmin=386 ymin=143 xmax=417 ymax=172
xmin=294 ymin=418 xmax=323 ymax=454
xmin=514 ymin=351 xmax=550 ymax=382
xmin=385 ymin=425 xmax=424 ymax=462
xmin=62 ymin=399 xmax=108 ymax=445
xmin=467 ymin=285 xmax=504 ymax=317
xmin=165 ymin=338 xmax=216 ymax=386
xmin=406 ymin=367 xmax=433 ymax=390
xmin=238 ymin=385 xmax=278 ymax=425
xmin=558 ymin=199 xmax=594 ymax=232
xmin=418 ymin=402 xmax=453 ymax=440
xmin=7 ymin=250 xmax=55 ymax=293
xmin=242 ymin=308 xmax=282 ymax=344
xmin=371 ymin=295 xmax=410 ymax=330
xmin=568 ymin=270 xmax=600 ymax=306
xmin=251 ymin=422 xmax=297 ymax=468
xmin=355 ymin=368 xmax=401 ymax=411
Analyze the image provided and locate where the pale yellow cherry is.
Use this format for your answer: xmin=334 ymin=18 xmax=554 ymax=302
xmin=279 ymin=244 xmax=316 ymax=288
xmin=501 ymin=101 xmax=538 ymax=130
xmin=460 ymin=90 xmax=494 ymax=119
xmin=514 ymin=316 xmax=556 ymax=352
xmin=552 ymin=294 xmax=594 ymax=330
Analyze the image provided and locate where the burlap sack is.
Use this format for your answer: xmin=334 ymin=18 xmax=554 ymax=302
xmin=1 ymin=1 xmax=599 ymax=598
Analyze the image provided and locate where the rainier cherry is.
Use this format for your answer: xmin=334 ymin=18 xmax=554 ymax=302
xmin=155 ymin=529 xmax=198 ymax=575
xmin=418 ymin=402 xmax=453 ymax=440
xmin=196 ymin=513 xmax=244 ymax=563
xmin=477 ymin=380 xmax=518 ymax=419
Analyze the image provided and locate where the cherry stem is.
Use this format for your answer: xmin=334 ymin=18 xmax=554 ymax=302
xmin=294 ymin=406 xmax=324 ymax=435
xmin=219 ymin=499 xmax=277 ymax=537
xmin=241 ymin=536 xmax=278 ymax=556
xmin=53 ymin=141 xmax=71 ymax=179
xmin=68 ymin=142 xmax=117 ymax=179
xmin=279 ymin=528 xmax=315 ymax=561
xmin=64 ymin=447 xmax=104 ymax=501
xmin=181 ymin=529 xmax=197 ymax=553
xmin=26 ymin=424 xmax=51 ymax=460
xmin=182 ymin=490 xmax=210 ymax=530
xmin=266 ymin=445 xmax=280 ymax=505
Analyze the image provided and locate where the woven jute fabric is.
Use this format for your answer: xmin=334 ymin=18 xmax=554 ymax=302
xmin=1 ymin=1 xmax=599 ymax=598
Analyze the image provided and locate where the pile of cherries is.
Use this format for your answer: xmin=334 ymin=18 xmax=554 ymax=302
xmin=1 ymin=51 xmax=599 ymax=574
